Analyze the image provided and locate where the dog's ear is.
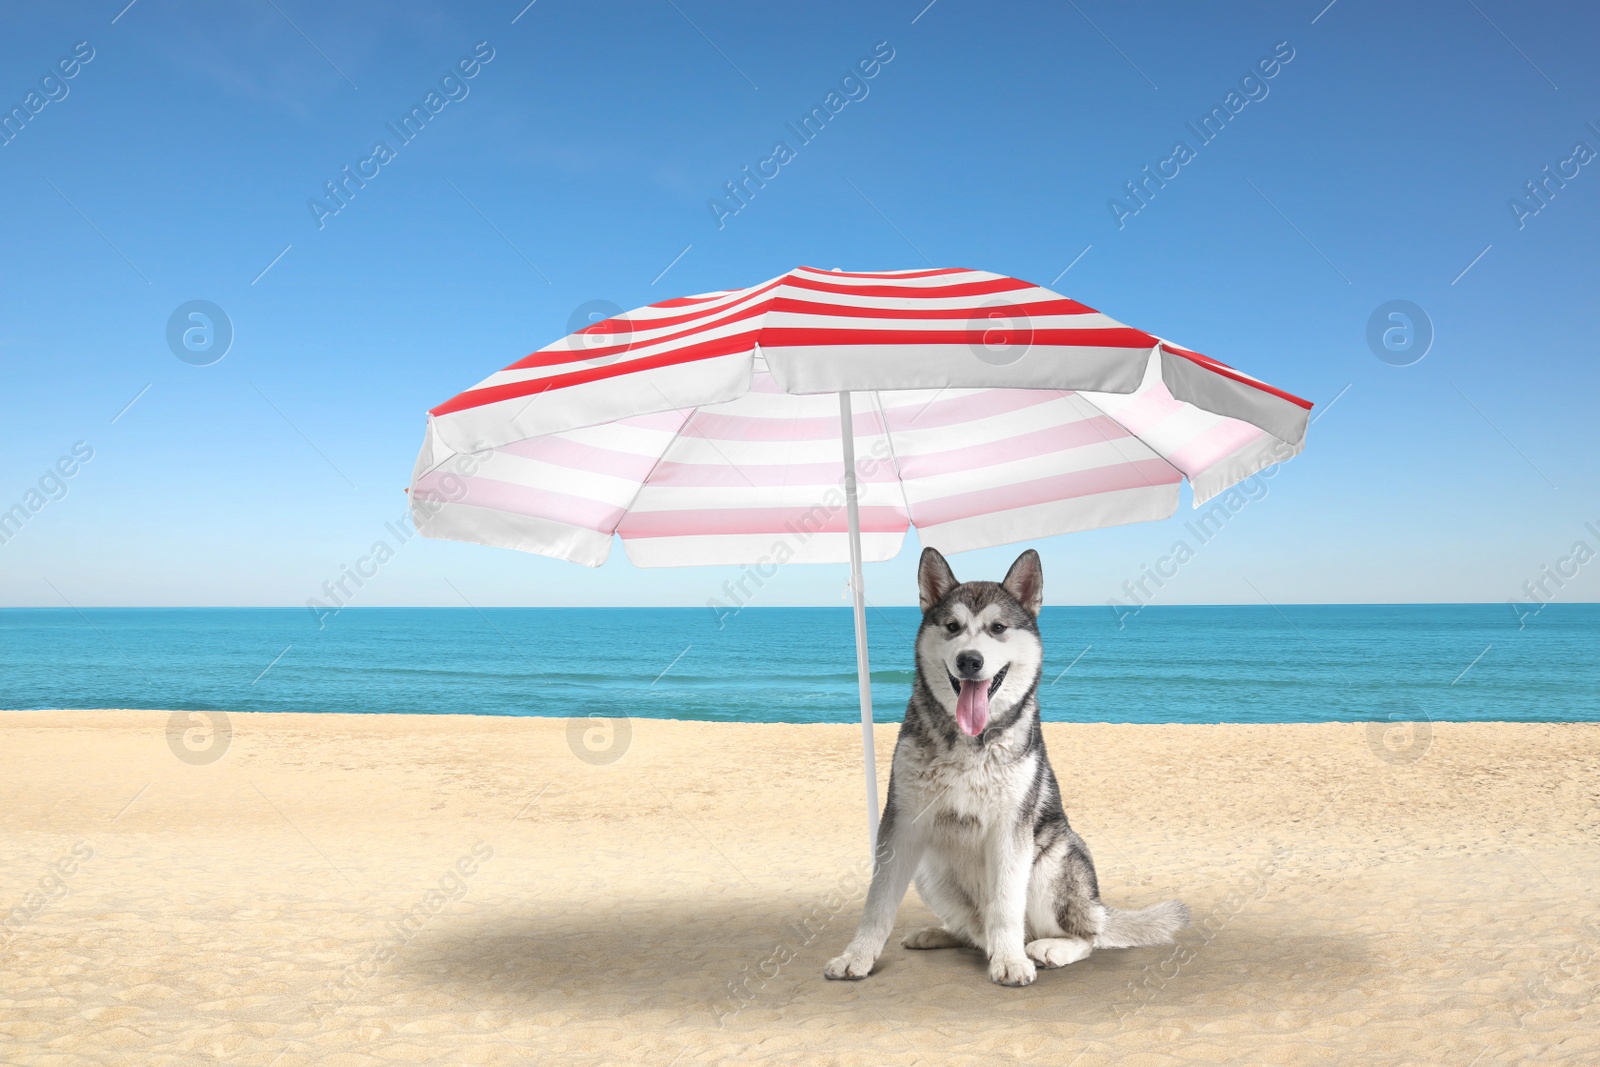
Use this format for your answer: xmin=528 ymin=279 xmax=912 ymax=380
xmin=1001 ymin=549 xmax=1043 ymax=616
xmin=918 ymin=547 xmax=959 ymax=614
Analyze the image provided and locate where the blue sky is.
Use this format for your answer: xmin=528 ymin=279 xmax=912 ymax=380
xmin=1 ymin=0 xmax=1596 ymax=611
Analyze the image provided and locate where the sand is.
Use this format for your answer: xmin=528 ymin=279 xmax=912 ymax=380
xmin=2 ymin=710 xmax=1597 ymax=1066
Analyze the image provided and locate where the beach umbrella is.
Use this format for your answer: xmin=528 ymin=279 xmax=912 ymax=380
xmin=409 ymin=265 xmax=1312 ymax=847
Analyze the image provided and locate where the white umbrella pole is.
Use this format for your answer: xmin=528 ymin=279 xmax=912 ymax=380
xmin=838 ymin=391 xmax=881 ymax=853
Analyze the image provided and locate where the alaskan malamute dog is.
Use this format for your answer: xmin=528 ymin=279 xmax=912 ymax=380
xmin=825 ymin=547 xmax=1188 ymax=986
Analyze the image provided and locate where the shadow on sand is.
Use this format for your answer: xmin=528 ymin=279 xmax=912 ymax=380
xmin=395 ymin=895 xmax=1374 ymax=1025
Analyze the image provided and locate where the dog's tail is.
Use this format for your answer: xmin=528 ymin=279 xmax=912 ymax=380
xmin=1094 ymin=900 xmax=1189 ymax=949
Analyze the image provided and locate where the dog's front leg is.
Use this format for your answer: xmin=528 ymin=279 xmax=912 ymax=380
xmin=981 ymin=830 xmax=1036 ymax=986
xmin=824 ymin=801 xmax=923 ymax=981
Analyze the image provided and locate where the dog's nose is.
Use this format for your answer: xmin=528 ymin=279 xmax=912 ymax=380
xmin=955 ymin=650 xmax=984 ymax=677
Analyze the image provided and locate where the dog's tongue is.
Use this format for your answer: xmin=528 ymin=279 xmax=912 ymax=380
xmin=956 ymin=680 xmax=989 ymax=736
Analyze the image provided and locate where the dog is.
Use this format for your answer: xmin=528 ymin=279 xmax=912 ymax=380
xmin=824 ymin=547 xmax=1188 ymax=986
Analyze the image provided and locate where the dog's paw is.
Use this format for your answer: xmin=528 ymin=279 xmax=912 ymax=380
xmin=1026 ymin=937 xmax=1092 ymax=969
xmin=823 ymin=951 xmax=875 ymax=981
xmin=988 ymin=954 xmax=1037 ymax=987
xmin=902 ymin=926 xmax=967 ymax=950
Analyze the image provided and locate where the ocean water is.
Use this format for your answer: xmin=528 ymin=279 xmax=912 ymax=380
xmin=1 ymin=604 xmax=1595 ymax=724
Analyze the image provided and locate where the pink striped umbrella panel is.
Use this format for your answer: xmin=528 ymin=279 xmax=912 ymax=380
xmin=409 ymin=265 xmax=1313 ymax=569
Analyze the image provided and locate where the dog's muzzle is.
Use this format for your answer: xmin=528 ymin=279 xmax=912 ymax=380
xmin=946 ymin=666 xmax=1007 ymax=736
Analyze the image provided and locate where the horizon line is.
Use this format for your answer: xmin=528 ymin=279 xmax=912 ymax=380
xmin=0 ymin=602 xmax=1591 ymax=611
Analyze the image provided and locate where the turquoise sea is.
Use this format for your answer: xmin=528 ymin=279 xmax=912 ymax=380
xmin=1 ymin=604 xmax=1594 ymax=723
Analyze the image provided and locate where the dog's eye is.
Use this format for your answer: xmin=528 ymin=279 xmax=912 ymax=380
xmin=944 ymin=621 xmax=960 ymax=634
xmin=989 ymin=623 xmax=1006 ymax=636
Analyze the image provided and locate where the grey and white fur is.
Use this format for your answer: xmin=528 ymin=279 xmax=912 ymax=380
xmin=824 ymin=547 xmax=1188 ymax=986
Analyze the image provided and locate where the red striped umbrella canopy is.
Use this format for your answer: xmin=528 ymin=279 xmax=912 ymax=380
xmin=410 ymin=265 xmax=1312 ymax=569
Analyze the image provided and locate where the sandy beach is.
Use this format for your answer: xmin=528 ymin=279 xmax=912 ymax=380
xmin=2 ymin=710 xmax=1597 ymax=1066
